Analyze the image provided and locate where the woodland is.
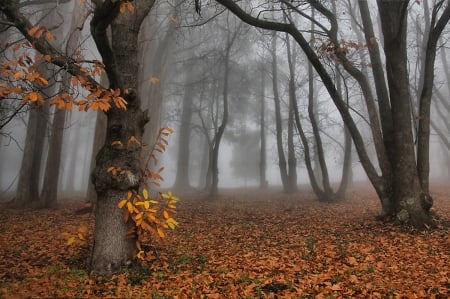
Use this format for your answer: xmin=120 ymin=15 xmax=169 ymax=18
xmin=1 ymin=0 xmax=450 ymax=298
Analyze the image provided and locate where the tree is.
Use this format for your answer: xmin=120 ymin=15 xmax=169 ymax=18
xmin=1 ymin=0 xmax=177 ymax=276
xmin=213 ymin=0 xmax=450 ymax=227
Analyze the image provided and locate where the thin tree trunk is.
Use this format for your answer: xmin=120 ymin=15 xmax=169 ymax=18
xmin=259 ymin=64 xmax=267 ymax=189
xmin=271 ymin=32 xmax=288 ymax=190
xmin=173 ymin=78 xmax=194 ymax=190
xmin=285 ymin=34 xmax=297 ymax=193
xmin=417 ymin=1 xmax=450 ymax=196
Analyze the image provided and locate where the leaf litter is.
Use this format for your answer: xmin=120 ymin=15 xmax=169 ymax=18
xmin=1 ymin=183 xmax=450 ymax=298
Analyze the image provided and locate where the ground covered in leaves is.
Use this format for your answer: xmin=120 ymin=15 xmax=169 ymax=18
xmin=1 ymin=183 xmax=450 ymax=298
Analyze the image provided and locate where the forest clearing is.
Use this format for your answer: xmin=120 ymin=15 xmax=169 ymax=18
xmin=1 ymin=183 xmax=450 ymax=299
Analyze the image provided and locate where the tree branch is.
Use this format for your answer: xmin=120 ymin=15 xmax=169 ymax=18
xmin=0 ymin=0 xmax=101 ymax=89
xmin=90 ymin=0 xmax=122 ymax=88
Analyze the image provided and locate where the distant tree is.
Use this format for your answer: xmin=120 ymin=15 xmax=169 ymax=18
xmin=229 ymin=130 xmax=260 ymax=185
xmin=214 ymin=0 xmax=450 ymax=227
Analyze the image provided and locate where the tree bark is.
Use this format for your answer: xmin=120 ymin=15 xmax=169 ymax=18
xmin=377 ymin=0 xmax=432 ymax=226
xmin=89 ymin=0 xmax=154 ymax=275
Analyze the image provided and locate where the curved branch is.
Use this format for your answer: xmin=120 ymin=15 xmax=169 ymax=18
xmin=214 ymin=0 xmax=383 ymax=187
xmin=0 ymin=0 xmax=101 ymax=89
xmin=90 ymin=0 xmax=122 ymax=88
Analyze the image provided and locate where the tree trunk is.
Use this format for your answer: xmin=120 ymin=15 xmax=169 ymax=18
xmin=271 ymin=32 xmax=288 ymax=190
xmin=89 ymin=1 xmax=154 ymax=275
xmin=417 ymin=1 xmax=450 ymax=195
xmin=259 ymin=64 xmax=267 ymax=189
xmin=173 ymin=79 xmax=194 ymax=190
xmin=10 ymin=105 xmax=47 ymax=209
xmin=377 ymin=0 xmax=432 ymax=227
xmin=285 ymin=34 xmax=297 ymax=193
xmin=39 ymin=105 xmax=66 ymax=208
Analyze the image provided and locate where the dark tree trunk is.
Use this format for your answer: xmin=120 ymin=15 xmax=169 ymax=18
xmin=416 ymin=1 xmax=450 ymax=195
xmin=10 ymin=105 xmax=47 ymax=209
xmin=39 ymin=106 xmax=66 ymax=208
xmin=271 ymin=32 xmax=288 ymax=190
xmin=210 ymin=58 xmax=229 ymax=197
xmin=377 ymin=0 xmax=432 ymax=226
xmin=285 ymin=34 xmax=297 ymax=193
xmin=86 ymin=111 xmax=107 ymax=203
xmin=89 ymin=1 xmax=154 ymax=276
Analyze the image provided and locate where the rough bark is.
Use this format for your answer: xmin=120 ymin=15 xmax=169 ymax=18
xmin=377 ymin=0 xmax=432 ymax=227
xmin=89 ymin=0 xmax=154 ymax=275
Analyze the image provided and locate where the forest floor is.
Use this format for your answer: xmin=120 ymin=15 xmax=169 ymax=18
xmin=1 ymin=182 xmax=450 ymax=299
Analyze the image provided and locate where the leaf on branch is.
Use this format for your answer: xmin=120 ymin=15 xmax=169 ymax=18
xmin=13 ymin=70 xmax=25 ymax=79
xmin=118 ymin=199 xmax=128 ymax=209
xmin=143 ymin=188 xmax=149 ymax=200
xmin=114 ymin=96 xmax=128 ymax=110
xmin=127 ymin=202 xmax=134 ymax=214
xmin=157 ymin=227 xmax=165 ymax=238
xmin=24 ymin=92 xmax=44 ymax=104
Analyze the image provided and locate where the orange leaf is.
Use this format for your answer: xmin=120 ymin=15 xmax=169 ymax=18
xmin=13 ymin=70 xmax=25 ymax=79
xmin=157 ymin=227 xmax=165 ymax=238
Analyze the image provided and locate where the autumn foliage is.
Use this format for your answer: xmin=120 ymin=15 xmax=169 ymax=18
xmin=1 ymin=184 xmax=450 ymax=298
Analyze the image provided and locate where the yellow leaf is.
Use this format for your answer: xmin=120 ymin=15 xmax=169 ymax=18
xmin=163 ymin=210 xmax=169 ymax=219
xmin=118 ymin=199 xmax=127 ymax=209
xmin=147 ymin=213 xmax=157 ymax=223
xmin=67 ymin=236 xmax=76 ymax=246
xmin=78 ymin=233 xmax=85 ymax=240
xmin=143 ymin=188 xmax=149 ymax=200
xmin=157 ymin=227 xmax=165 ymax=238
xmin=149 ymin=76 xmax=160 ymax=84
xmin=136 ymin=250 xmax=144 ymax=260
xmin=127 ymin=202 xmax=134 ymax=213
xmin=144 ymin=200 xmax=150 ymax=209
xmin=135 ymin=212 xmax=143 ymax=220
xmin=167 ymin=218 xmax=178 ymax=229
